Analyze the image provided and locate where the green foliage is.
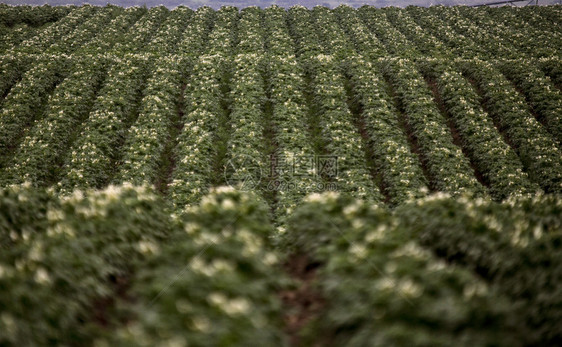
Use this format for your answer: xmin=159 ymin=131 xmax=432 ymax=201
xmin=286 ymin=192 xmax=526 ymax=346
xmin=346 ymin=56 xmax=428 ymax=205
xmin=108 ymin=187 xmax=287 ymax=346
xmin=0 ymin=184 xmax=173 ymax=345
xmin=460 ymin=59 xmax=562 ymax=194
xmin=0 ymin=183 xmax=56 ymax=251
xmin=419 ymin=59 xmax=538 ymax=199
xmin=397 ymin=193 xmax=562 ymax=344
xmin=497 ymin=60 xmax=562 ymax=145
xmin=0 ymin=5 xmax=561 ymax=346
xmin=0 ymin=56 xmax=69 ymax=164
xmin=383 ymin=58 xmax=486 ymax=196
xmin=3 ymin=56 xmax=107 ymax=186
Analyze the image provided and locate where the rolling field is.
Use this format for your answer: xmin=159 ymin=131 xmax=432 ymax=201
xmin=0 ymin=4 xmax=561 ymax=346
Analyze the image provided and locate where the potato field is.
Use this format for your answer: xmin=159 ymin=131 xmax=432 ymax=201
xmin=0 ymin=4 xmax=561 ymax=346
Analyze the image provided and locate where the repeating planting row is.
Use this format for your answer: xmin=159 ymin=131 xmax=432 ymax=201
xmin=72 ymin=6 xmax=144 ymax=54
xmin=398 ymin=193 xmax=562 ymax=345
xmin=1 ymin=6 xmax=560 ymax=60
xmin=0 ymin=23 xmax=41 ymax=54
xmin=382 ymin=58 xmax=485 ymax=196
xmin=1 ymin=56 xmax=107 ymax=186
xmin=106 ymin=187 xmax=286 ymax=346
xmin=223 ymin=8 xmax=269 ymax=203
xmin=168 ymin=6 xmax=237 ymax=211
xmin=283 ymin=192 xmax=536 ymax=345
xmin=223 ymin=53 xmax=267 ymax=198
xmin=116 ymin=8 xmax=217 ymax=188
xmin=57 ymin=55 xmax=151 ymax=193
xmin=497 ymin=60 xmax=562 ymax=145
xmin=1 ymin=56 xmax=556 ymax=203
xmin=168 ymin=55 xmax=223 ymax=210
xmin=264 ymin=5 xmax=323 ymax=223
xmin=44 ymin=5 xmax=122 ymax=55
xmin=459 ymin=59 xmax=562 ymax=194
xmin=0 ymin=4 xmax=73 ymax=27
xmin=115 ymin=56 xmax=184 ymax=186
xmin=311 ymin=6 xmax=429 ymax=203
xmin=310 ymin=55 xmax=382 ymax=201
xmin=419 ymin=60 xmax=538 ymax=200
xmin=346 ymin=56 xmax=428 ymax=205
xmin=288 ymin=6 xmax=383 ymax=201
xmin=17 ymin=5 xmax=96 ymax=54
xmin=0 ymin=55 xmax=69 ymax=167
xmin=0 ymin=184 xmax=286 ymax=346
xmin=0 ymin=184 xmax=173 ymax=345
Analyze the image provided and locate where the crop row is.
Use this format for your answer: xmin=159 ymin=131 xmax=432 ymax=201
xmin=0 ymin=23 xmax=40 ymax=54
xmin=405 ymin=6 xmax=487 ymax=59
xmin=2 ymin=6 xmax=560 ymax=61
xmin=58 ymin=55 xmax=151 ymax=192
xmin=1 ymin=181 xmax=560 ymax=345
xmin=331 ymin=1 xmax=560 ymax=200
xmin=346 ymin=57 xmax=428 ymax=205
xmin=0 ymin=53 xmax=34 ymax=105
xmin=0 ymin=56 xmax=69 ymax=166
xmin=459 ymin=6 xmax=562 ymax=60
xmin=372 ymin=9 xmax=429 ymax=56
xmin=168 ymin=55 xmax=223 ymax=211
xmin=332 ymin=4 xmax=559 ymax=196
xmin=332 ymin=5 xmax=386 ymax=60
xmin=538 ymin=57 xmax=562 ymax=89
xmin=73 ymin=7 xmax=144 ymax=55
xmin=0 ymin=4 xmax=72 ymax=27
xmin=497 ymin=60 xmax=562 ymax=145
xmin=142 ymin=6 xmax=193 ymax=55
xmin=311 ymin=55 xmax=382 ymax=201
xmin=289 ymin=7 xmax=383 ymax=201
xmin=45 ymin=5 xmax=121 ymax=55
xmin=0 ymin=55 xmax=557 ymax=203
xmin=101 ymin=187 xmax=286 ymax=346
xmin=459 ymin=59 xmax=562 ymax=194
xmin=2 ymin=57 xmax=107 ymax=187
xmin=297 ymin=6 xmax=556 ymax=202
xmin=311 ymin=6 xmax=429 ymax=204
xmin=283 ymin=192 xmax=538 ymax=345
xmin=175 ymin=6 xmax=215 ymax=57
xmin=224 ymin=53 xmax=267 ymax=197
xmin=420 ymin=61 xmax=538 ymax=200
xmin=17 ymin=5 xmax=96 ymax=54
xmin=223 ymin=8 xmax=269 ymax=202
xmin=264 ymin=6 xmax=322 ymax=223
xmin=111 ymin=6 xmax=168 ymax=54
xmin=432 ymin=7 xmax=523 ymax=60
xmin=168 ymin=7 xmax=237 ymax=211
xmin=0 ymin=184 xmax=173 ymax=345
xmin=398 ymin=193 xmax=562 ymax=344
xmin=482 ymin=6 xmax=560 ymax=58
xmin=357 ymin=6 xmax=418 ymax=58
xmin=311 ymin=6 xmax=354 ymax=58
xmin=286 ymin=6 xmax=322 ymax=62
xmin=382 ymin=58 xmax=485 ymax=196
xmin=115 ymin=56 xmax=184 ymax=186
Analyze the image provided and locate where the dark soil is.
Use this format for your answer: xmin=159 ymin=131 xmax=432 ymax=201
xmin=280 ymin=254 xmax=325 ymax=347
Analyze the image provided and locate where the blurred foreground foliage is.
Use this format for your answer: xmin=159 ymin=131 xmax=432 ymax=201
xmin=0 ymin=184 xmax=560 ymax=346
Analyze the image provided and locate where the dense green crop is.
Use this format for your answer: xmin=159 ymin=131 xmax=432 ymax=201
xmin=0 ymin=4 xmax=560 ymax=346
